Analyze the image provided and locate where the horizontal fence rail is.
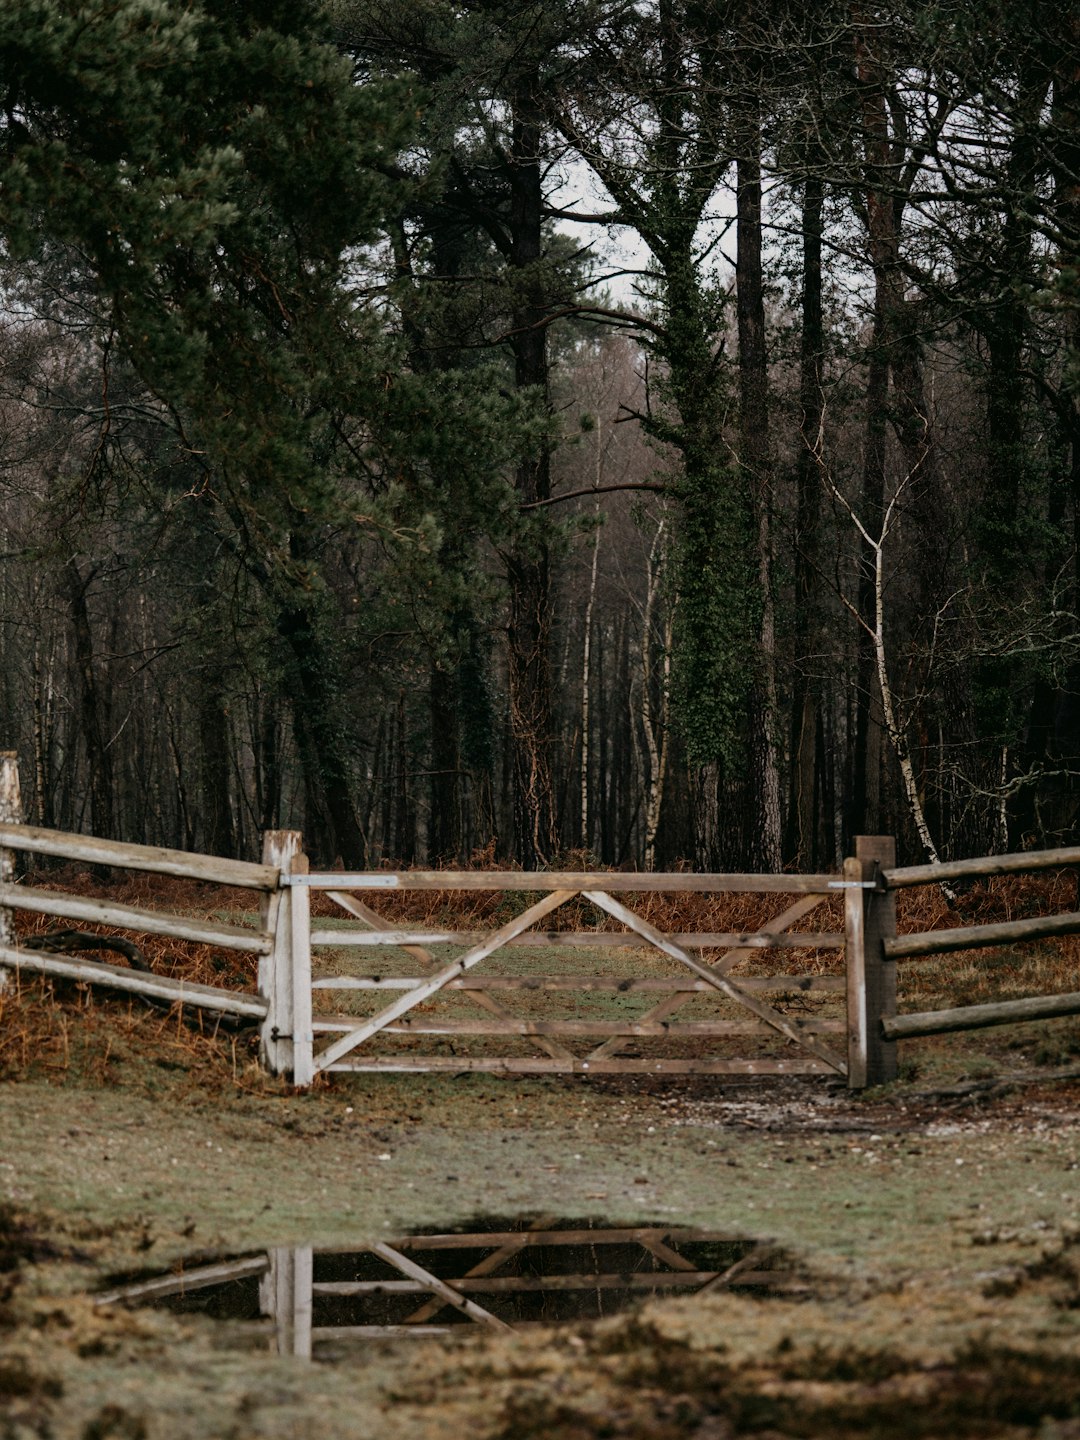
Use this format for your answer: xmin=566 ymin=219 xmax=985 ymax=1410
xmin=0 ymin=880 xmax=273 ymax=954
xmin=882 ymin=991 xmax=1080 ymax=1040
xmin=0 ymin=759 xmax=279 ymax=1025
xmin=0 ymin=819 xmax=277 ymax=890
xmin=885 ymin=910 xmax=1080 ymax=961
xmin=0 ymin=942 xmax=270 ymax=1019
xmin=878 ymin=845 xmax=1080 ymax=1051
xmin=884 ymin=845 xmax=1080 ymax=889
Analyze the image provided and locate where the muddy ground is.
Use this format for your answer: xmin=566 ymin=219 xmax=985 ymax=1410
xmin=1 ymin=999 xmax=1079 ymax=1440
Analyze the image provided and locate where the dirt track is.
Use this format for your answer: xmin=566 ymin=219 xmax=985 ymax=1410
xmin=1 ymin=1030 xmax=1079 ymax=1439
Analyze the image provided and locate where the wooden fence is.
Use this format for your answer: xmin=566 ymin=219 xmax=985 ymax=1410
xmin=0 ymin=753 xmax=278 ymax=1024
xmin=0 ymin=744 xmax=881 ymax=1086
xmin=875 ymin=847 xmax=1080 ymax=1045
xmin=3 ymin=751 xmax=1079 ymax=1087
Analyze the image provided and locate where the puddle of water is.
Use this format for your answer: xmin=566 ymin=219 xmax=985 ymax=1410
xmin=96 ymin=1216 xmax=796 ymax=1360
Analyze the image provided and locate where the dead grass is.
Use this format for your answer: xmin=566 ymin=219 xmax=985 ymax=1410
xmin=482 ymin=1330 xmax=1080 ymax=1439
xmin=0 ymin=975 xmax=272 ymax=1097
xmin=0 ymin=864 xmax=272 ymax=1089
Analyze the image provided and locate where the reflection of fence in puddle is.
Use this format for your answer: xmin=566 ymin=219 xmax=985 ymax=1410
xmin=97 ymin=1222 xmax=796 ymax=1358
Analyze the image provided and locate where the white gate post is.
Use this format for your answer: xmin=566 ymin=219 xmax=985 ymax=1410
xmin=0 ymin=752 xmax=22 ymax=994
xmin=259 ymin=830 xmax=303 ymax=1077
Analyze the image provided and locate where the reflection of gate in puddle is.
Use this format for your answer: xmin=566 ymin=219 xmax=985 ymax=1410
xmin=97 ymin=1222 xmax=794 ymax=1358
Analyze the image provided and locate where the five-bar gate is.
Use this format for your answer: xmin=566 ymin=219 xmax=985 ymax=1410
xmin=259 ymin=838 xmax=900 ymax=1088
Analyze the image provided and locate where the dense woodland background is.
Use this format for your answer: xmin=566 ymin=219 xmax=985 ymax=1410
xmin=0 ymin=0 xmax=1077 ymax=872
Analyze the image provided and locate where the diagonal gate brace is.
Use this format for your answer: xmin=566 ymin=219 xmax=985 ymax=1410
xmin=370 ymin=1243 xmax=511 ymax=1331
xmin=325 ymin=891 xmax=576 ymax=1063
xmin=582 ymin=891 xmax=847 ymax=1075
xmin=401 ymin=1213 xmax=560 ymax=1326
xmin=588 ymin=892 xmax=829 ymax=1061
xmin=313 ymin=890 xmax=577 ymax=1072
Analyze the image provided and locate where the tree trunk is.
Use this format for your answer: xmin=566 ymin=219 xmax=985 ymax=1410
xmin=788 ymin=167 xmax=826 ymax=866
xmin=197 ymin=672 xmax=236 ymax=858
xmin=394 ymin=688 xmax=415 ymax=865
xmin=252 ymin=688 xmax=281 ymax=835
xmin=852 ymin=15 xmax=920 ymax=847
xmin=277 ymin=597 xmax=366 ymax=869
xmin=506 ymin=72 xmax=557 ymax=867
xmin=640 ymin=521 xmax=672 ymax=872
xmin=580 ymin=516 xmax=601 ymax=853
xmin=429 ymin=662 xmax=461 ymax=863
xmin=736 ymin=86 xmax=781 ymax=871
xmin=62 ymin=558 xmax=115 ymax=839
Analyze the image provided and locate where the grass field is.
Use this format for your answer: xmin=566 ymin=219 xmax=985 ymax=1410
xmin=1 ymin=868 xmax=1079 ymax=1437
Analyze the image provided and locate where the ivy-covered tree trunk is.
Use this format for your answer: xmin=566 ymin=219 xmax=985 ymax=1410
xmin=276 ymin=594 xmax=367 ymax=869
xmin=664 ymin=248 xmax=756 ymax=871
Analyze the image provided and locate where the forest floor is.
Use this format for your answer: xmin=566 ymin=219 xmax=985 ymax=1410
xmin=1 ymin=873 xmax=1080 ymax=1438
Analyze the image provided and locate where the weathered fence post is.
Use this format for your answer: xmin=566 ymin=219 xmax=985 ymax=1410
xmin=259 ymin=830 xmax=303 ymax=1077
xmin=0 ymin=753 xmax=22 ymax=994
xmin=845 ymin=834 xmax=897 ymax=1088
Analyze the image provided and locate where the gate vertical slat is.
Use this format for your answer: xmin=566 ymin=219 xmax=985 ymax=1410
xmin=290 ymin=852 xmax=313 ymax=1087
xmin=292 ymin=1246 xmax=314 ymax=1358
xmin=264 ymin=1247 xmax=313 ymax=1358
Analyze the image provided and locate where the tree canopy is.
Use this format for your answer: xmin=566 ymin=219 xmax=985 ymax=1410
xmin=0 ymin=0 xmax=1078 ymax=869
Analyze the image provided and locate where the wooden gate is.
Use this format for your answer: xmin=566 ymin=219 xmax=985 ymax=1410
xmin=265 ymin=862 xmax=887 ymax=1087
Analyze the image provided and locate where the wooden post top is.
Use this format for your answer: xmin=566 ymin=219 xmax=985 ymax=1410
xmin=0 ymin=753 xmax=20 ymax=823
